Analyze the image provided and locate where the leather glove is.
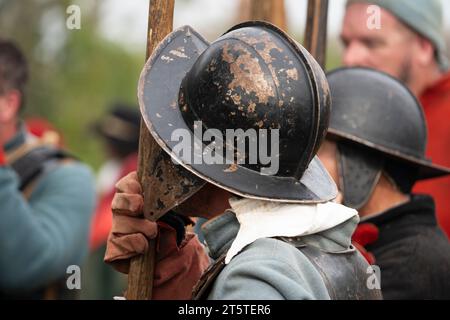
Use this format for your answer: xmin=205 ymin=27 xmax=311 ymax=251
xmin=104 ymin=172 xmax=210 ymax=299
xmin=151 ymin=222 xmax=210 ymax=300
xmin=104 ymin=171 xmax=155 ymax=272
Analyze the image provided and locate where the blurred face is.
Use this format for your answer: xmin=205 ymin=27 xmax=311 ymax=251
xmin=0 ymin=89 xmax=21 ymax=144
xmin=317 ymin=139 xmax=340 ymax=188
xmin=173 ymin=183 xmax=232 ymax=218
xmin=341 ymin=3 xmax=425 ymax=88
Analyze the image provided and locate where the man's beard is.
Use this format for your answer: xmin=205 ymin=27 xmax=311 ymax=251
xmin=397 ymin=54 xmax=413 ymax=88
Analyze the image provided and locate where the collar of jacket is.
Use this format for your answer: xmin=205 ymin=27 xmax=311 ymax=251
xmin=201 ymin=209 xmax=359 ymax=261
xmin=4 ymin=122 xmax=28 ymax=153
xmin=363 ymin=195 xmax=438 ymax=248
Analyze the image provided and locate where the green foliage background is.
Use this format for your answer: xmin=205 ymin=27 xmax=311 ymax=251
xmin=0 ymin=0 xmax=144 ymax=169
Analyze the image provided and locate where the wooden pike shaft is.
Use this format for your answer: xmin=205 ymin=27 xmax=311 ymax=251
xmin=304 ymin=0 xmax=329 ymax=69
xmin=240 ymin=0 xmax=287 ymax=31
xmin=126 ymin=0 xmax=175 ymax=301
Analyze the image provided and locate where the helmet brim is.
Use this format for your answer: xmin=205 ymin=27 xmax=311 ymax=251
xmin=138 ymin=25 xmax=338 ymax=204
xmin=328 ymin=129 xmax=450 ymax=181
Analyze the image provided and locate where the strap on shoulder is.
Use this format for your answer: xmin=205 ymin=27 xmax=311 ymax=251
xmin=192 ymin=253 xmax=226 ymax=300
xmin=7 ymin=143 xmax=75 ymax=192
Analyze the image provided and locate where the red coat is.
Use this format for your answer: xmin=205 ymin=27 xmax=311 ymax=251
xmin=89 ymin=153 xmax=138 ymax=251
xmin=415 ymin=72 xmax=450 ymax=239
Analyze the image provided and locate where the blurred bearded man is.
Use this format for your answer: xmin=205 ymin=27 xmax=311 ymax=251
xmin=340 ymin=0 xmax=450 ymax=239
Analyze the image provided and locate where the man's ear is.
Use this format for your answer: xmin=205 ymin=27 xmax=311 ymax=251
xmin=416 ymin=37 xmax=436 ymax=67
xmin=0 ymin=90 xmax=21 ymax=122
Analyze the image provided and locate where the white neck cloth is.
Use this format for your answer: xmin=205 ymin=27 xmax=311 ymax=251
xmin=225 ymin=198 xmax=358 ymax=264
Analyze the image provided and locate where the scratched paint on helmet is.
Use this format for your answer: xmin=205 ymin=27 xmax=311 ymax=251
xmin=222 ymin=42 xmax=275 ymax=105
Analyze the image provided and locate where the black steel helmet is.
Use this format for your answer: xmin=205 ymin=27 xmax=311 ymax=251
xmin=138 ymin=21 xmax=337 ymax=203
xmin=92 ymin=104 xmax=141 ymax=154
xmin=327 ymin=67 xmax=450 ymax=209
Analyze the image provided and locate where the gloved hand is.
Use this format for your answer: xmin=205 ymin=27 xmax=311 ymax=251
xmin=352 ymin=223 xmax=379 ymax=265
xmin=104 ymin=172 xmax=210 ymax=299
